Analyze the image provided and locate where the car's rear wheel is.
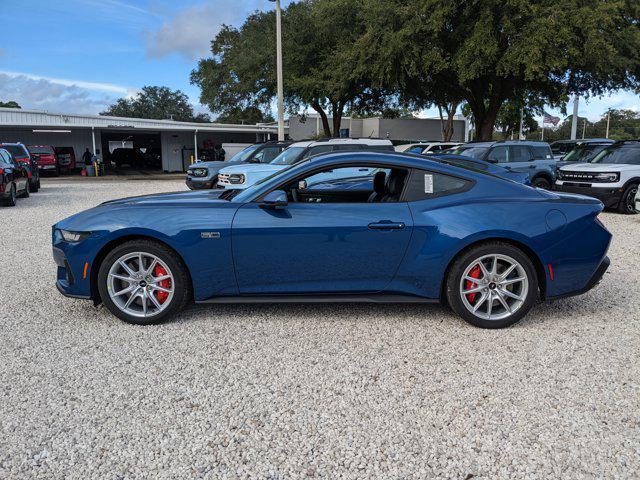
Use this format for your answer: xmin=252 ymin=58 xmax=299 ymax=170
xmin=618 ymin=183 xmax=638 ymax=215
xmin=3 ymin=183 xmax=17 ymax=207
xmin=532 ymin=177 xmax=552 ymax=190
xmin=29 ymin=179 xmax=39 ymax=193
xmin=97 ymin=240 xmax=192 ymax=325
xmin=445 ymin=242 xmax=538 ymax=328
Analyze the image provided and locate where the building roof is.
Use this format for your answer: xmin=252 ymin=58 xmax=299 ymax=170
xmin=0 ymin=107 xmax=285 ymax=134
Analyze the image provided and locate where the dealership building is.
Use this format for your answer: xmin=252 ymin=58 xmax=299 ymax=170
xmin=0 ymin=107 xmax=282 ymax=172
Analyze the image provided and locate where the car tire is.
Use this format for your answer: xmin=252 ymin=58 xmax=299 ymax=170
xmin=97 ymin=240 xmax=193 ymax=325
xmin=532 ymin=177 xmax=552 ymax=190
xmin=2 ymin=183 xmax=17 ymax=207
xmin=445 ymin=242 xmax=539 ymax=329
xmin=617 ymin=183 xmax=638 ymax=215
xmin=37 ymin=178 xmax=41 ymax=189
xmin=29 ymin=180 xmax=39 ymax=193
xmin=19 ymin=182 xmax=29 ymax=198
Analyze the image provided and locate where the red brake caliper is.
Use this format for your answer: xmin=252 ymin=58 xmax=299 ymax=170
xmin=154 ymin=264 xmax=171 ymax=304
xmin=465 ymin=265 xmax=482 ymax=303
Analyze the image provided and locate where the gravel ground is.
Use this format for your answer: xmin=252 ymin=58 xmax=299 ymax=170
xmin=1 ymin=179 xmax=639 ymax=479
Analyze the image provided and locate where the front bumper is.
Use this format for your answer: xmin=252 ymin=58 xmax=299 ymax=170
xmin=186 ymin=178 xmax=215 ymax=190
xmin=555 ymin=182 xmax=622 ymax=208
xmin=53 ymin=246 xmax=90 ymax=299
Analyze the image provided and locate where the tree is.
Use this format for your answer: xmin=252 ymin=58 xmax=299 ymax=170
xmin=100 ymin=86 xmax=210 ymax=122
xmin=357 ymin=0 xmax=640 ymax=140
xmin=214 ymin=106 xmax=274 ymax=124
xmin=191 ymin=0 xmax=391 ymax=137
xmin=0 ymin=101 xmax=21 ymax=108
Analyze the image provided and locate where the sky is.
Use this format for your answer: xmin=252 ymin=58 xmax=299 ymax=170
xmin=0 ymin=0 xmax=638 ymax=123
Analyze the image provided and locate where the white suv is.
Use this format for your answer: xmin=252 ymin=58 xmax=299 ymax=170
xmin=555 ymin=141 xmax=640 ymax=214
xmin=217 ymin=138 xmax=394 ymax=189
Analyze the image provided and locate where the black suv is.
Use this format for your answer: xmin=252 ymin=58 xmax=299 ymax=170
xmin=448 ymin=141 xmax=556 ymax=189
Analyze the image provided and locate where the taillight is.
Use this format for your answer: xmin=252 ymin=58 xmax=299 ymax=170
xmin=0 ymin=168 xmax=4 ymax=174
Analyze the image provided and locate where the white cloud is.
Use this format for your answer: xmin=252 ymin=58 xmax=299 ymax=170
xmin=0 ymin=73 xmax=126 ymax=114
xmin=145 ymin=1 xmax=255 ymax=60
xmin=0 ymin=70 xmax=137 ymax=97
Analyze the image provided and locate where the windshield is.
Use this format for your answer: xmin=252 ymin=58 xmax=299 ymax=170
xmin=451 ymin=146 xmax=489 ymax=159
xmin=226 ymin=144 xmax=262 ymax=164
xmin=28 ymin=146 xmax=55 ymax=154
xmin=3 ymin=145 xmax=28 ymax=157
xmin=591 ymin=146 xmax=640 ymax=165
xmin=563 ymin=144 xmax=607 ymax=163
xmin=270 ymin=146 xmax=306 ymax=165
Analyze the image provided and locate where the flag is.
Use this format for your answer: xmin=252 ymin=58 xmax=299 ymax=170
xmin=543 ymin=111 xmax=560 ymax=126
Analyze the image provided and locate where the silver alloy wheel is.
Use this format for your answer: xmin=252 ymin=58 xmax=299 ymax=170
xmin=626 ymin=186 xmax=638 ymax=212
xmin=459 ymin=254 xmax=529 ymax=321
xmin=106 ymin=252 xmax=175 ymax=318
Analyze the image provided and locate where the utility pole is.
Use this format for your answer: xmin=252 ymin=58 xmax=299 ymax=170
xmin=570 ymin=95 xmax=579 ymax=140
xmin=606 ymin=111 xmax=611 ymax=139
xmin=582 ymin=118 xmax=587 ymax=139
xmin=270 ymin=0 xmax=285 ymax=141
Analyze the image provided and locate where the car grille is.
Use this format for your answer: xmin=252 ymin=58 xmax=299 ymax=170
xmin=218 ymin=173 xmax=230 ymax=184
xmin=558 ymin=171 xmax=609 ymax=182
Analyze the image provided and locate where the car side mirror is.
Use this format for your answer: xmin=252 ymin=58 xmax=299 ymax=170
xmin=260 ymin=190 xmax=288 ymax=209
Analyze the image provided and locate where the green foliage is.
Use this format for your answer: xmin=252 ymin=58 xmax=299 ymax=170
xmin=214 ymin=106 xmax=274 ymax=124
xmin=356 ymin=0 xmax=640 ymax=140
xmin=191 ymin=0 xmax=392 ymax=137
xmin=100 ymin=86 xmax=210 ymax=123
xmin=0 ymin=101 xmax=21 ymax=108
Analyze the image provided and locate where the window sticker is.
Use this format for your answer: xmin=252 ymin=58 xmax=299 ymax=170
xmin=424 ymin=174 xmax=434 ymax=194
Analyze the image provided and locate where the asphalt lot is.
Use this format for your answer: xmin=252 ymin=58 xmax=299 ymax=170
xmin=1 ymin=178 xmax=639 ymax=479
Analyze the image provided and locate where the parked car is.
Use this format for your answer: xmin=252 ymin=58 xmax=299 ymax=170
xmin=447 ymin=141 xmax=556 ymax=189
xmin=556 ymin=140 xmax=614 ymax=167
xmin=217 ymin=138 xmax=394 ymax=190
xmin=428 ymin=154 xmax=531 ymax=185
xmin=141 ymin=147 xmax=162 ymax=169
xmin=0 ymin=147 xmax=30 ymax=206
xmin=111 ymin=148 xmax=145 ymax=169
xmin=27 ymin=145 xmax=59 ymax=176
xmin=0 ymin=143 xmax=40 ymax=192
xmin=55 ymin=147 xmax=77 ymax=172
xmin=186 ymin=141 xmax=292 ymax=190
xmin=556 ymin=140 xmax=640 ymax=214
xmin=395 ymin=142 xmax=462 ymax=154
xmin=53 ymin=151 xmax=611 ymax=329
xmin=550 ymin=138 xmax=611 ymax=160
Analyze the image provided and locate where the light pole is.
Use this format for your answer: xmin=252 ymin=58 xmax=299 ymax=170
xmin=269 ymin=0 xmax=285 ymax=141
xmin=570 ymin=95 xmax=579 ymax=140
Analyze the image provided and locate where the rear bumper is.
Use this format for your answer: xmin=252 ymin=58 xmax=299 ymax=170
xmin=555 ymin=183 xmax=621 ymax=208
xmin=549 ymin=256 xmax=610 ymax=300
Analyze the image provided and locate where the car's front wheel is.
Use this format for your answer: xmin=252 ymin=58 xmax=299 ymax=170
xmin=445 ymin=242 xmax=539 ymax=328
xmin=2 ymin=183 xmax=17 ymax=207
xmin=97 ymin=240 xmax=192 ymax=325
xmin=532 ymin=177 xmax=552 ymax=190
xmin=618 ymin=183 xmax=638 ymax=215
xmin=29 ymin=179 xmax=39 ymax=193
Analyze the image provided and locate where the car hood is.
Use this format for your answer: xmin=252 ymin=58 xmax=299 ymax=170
xmin=559 ymin=163 xmax=638 ymax=172
xmin=220 ymin=164 xmax=284 ymax=175
xmin=55 ymin=190 xmax=236 ymax=231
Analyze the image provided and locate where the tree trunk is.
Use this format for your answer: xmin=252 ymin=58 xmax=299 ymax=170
xmin=470 ymin=101 xmax=502 ymax=142
xmin=438 ymin=101 xmax=460 ymax=142
xmin=310 ymin=101 xmax=332 ymax=137
xmin=331 ymin=101 xmax=345 ymax=138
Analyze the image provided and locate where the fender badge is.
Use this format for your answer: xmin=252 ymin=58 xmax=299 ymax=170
xmin=201 ymin=232 xmax=221 ymax=239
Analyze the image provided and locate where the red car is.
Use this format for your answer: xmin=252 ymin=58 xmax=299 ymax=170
xmin=55 ymin=146 xmax=77 ymax=172
xmin=27 ymin=145 xmax=59 ymax=176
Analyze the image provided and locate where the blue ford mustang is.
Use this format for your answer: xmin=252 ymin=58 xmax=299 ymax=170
xmin=52 ymin=152 xmax=611 ymax=328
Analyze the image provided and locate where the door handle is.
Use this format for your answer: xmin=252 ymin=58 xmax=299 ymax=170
xmin=358 ymin=168 xmax=369 ymax=172
xmin=368 ymin=221 xmax=405 ymax=230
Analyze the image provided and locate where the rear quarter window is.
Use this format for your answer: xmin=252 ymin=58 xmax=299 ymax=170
xmin=403 ymin=169 xmax=473 ymax=201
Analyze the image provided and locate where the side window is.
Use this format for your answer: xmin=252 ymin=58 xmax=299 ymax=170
xmin=403 ymin=169 xmax=472 ymax=201
xmin=510 ymin=146 xmax=533 ymax=162
xmin=333 ymin=144 xmax=362 ymax=152
xmin=486 ymin=146 xmax=509 ymax=163
xmin=408 ymin=146 xmax=424 ymax=154
xmin=531 ymin=146 xmax=552 ymax=159
xmin=301 ymin=145 xmax=333 ymax=159
xmin=257 ymin=147 xmax=281 ymax=163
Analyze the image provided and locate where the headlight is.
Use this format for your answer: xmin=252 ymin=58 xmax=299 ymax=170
xmin=593 ymin=172 xmax=619 ymax=182
xmin=228 ymin=174 xmax=246 ymax=184
xmin=59 ymin=230 xmax=90 ymax=243
xmin=190 ymin=168 xmax=208 ymax=177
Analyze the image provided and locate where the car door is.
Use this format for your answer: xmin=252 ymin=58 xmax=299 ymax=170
xmin=3 ymin=152 xmax=26 ymax=191
xmin=231 ymin=166 xmax=414 ymax=294
xmin=506 ymin=145 xmax=537 ymax=179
